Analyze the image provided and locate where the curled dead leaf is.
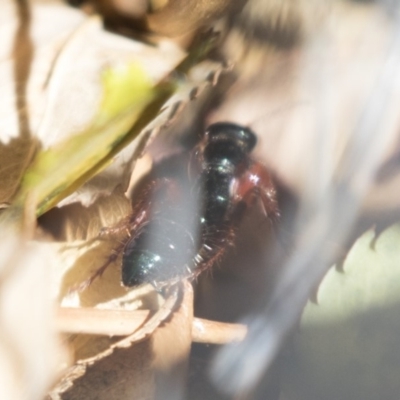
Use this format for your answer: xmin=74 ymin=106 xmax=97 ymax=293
xmin=50 ymin=284 xmax=181 ymax=399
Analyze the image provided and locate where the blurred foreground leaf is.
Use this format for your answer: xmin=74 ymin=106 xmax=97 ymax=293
xmin=283 ymin=223 xmax=400 ymax=400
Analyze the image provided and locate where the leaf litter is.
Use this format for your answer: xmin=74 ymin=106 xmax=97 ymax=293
xmin=0 ymin=1 xmax=235 ymax=399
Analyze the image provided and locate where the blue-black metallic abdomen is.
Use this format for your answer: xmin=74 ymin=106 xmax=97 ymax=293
xmin=121 ymin=123 xmax=257 ymax=287
xmin=122 ymin=216 xmax=197 ymax=286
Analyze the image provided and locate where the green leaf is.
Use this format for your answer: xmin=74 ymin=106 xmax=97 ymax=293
xmin=283 ymin=223 xmax=400 ymax=400
xmin=14 ymin=63 xmax=159 ymax=216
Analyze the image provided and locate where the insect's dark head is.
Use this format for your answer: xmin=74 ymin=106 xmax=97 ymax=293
xmin=205 ymin=123 xmax=257 ymax=153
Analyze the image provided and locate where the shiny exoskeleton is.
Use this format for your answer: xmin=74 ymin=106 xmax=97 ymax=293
xmin=90 ymin=123 xmax=279 ymax=290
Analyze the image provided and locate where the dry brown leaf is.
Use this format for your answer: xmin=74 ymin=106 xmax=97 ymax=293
xmin=39 ymin=184 xmax=133 ymax=242
xmin=92 ymin=0 xmax=148 ymax=22
xmin=49 ymin=285 xmax=181 ymax=399
xmin=52 ymin=341 xmax=156 ymax=400
xmin=0 ymin=0 xmax=86 ymax=144
xmin=0 ymin=138 xmax=36 ymax=203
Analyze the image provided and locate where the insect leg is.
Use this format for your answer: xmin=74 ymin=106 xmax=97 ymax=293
xmin=74 ymin=178 xmax=179 ymax=291
xmin=191 ymin=226 xmax=236 ymax=280
xmin=72 ymin=241 xmax=128 ymax=293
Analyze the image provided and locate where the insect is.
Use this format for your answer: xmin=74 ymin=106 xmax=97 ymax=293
xmin=88 ymin=122 xmax=279 ymax=290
